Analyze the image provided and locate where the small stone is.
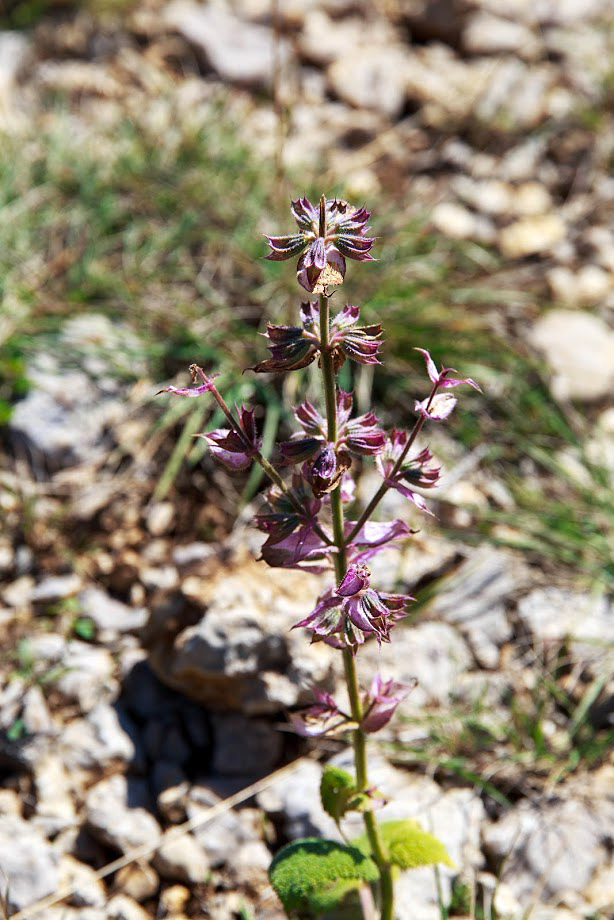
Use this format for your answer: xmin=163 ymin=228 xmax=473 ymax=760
xmin=2 ymin=574 xmax=34 ymax=608
xmin=78 ymin=586 xmax=148 ymax=633
xmin=164 ymin=1 xmax=288 ymax=89
xmin=146 ymin=502 xmax=175 ymax=536
xmin=153 ymin=831 xmax=209 ymax=884
xmin=584 ymin=864 xmax=614 ymax=912
xmin=33 ymin=755 xmax=77 ymax=836
xmin=55 ymin=641 xmax=118 ymax=712
xmin=31 ymin=573 xmax=82 ymax=604
xmin=464 ymin=12 xmax=542 ymax=58
xmin=154 ymin=762 xmax=189 ymax=824
xmin=22 ymin=684 xmax=57 ymax=735
xmin=0 ymin=788 xmax=21 ymax=816
xmin=159 ymin=884 xmax=190 ymax=914
xmin=187 ymin=785 xmax=261 ymax=867
xmin=107 ymin=894 xmax=151 ymax=920
xmin=114 ymin=863 xmax=159 ymax=903
xmin=431 ymin=201 xmax=480 ymax=240
xmin=0 ymin=815 xmax=60 ymax=912
xmin=530 ymin=309 xmax=614 ymax=401
xmin=499 ymin=214 xmax=566 ymax=258
xmin=511 ymin=181 xmax=552 ymax=216
xmin=548 ymin=264 xmax=611 ymax=306
xmin=61 ymin=855 xmax=106 ymax=908
xmin=86 ymin=774 xmax=161 ymax=853
xmin=327 ymin=45 xmax=410 ymax=118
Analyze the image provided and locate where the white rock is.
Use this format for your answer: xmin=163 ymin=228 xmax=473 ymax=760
xmin=164 ymin=1 xmax=288 ymax=89
xmin=153 ymin=831 xmax=209 ymax=883
xmin=78 ymin=586 xmax=148 ymax=633
xmin=431 ymin=201 xmax=480 ymax=240
xmin=113 ymin=864 xmax=159 ymax=903
xmin=427 ymin=547 xmax=520 ymax=669
xmin=0 ymin=815 xmax=60 ymax=912
xmin=327 ymin=45 xmax=410 ymax=118
xmin=483 ymin=797 xmax=613 ymax=905
xmin=530 ymin=309 xmax=614 ymax=401
xmin=517 ymin=587 xmax=613 ymax=669
xmin=548 ymin=264 xmax=612 ymax=306
xmin=511 ymin=181 xmax=552 ymax=216
xmin=86 ymin=774 xmax=160 ymax=853
xmin=60 ymin=855 xmax=106 ymax=908
xmin=145 ymin=501 xmax=174 ymax=536
xmin=56 ymin=641 xmax=118 ymax=712
xmin=33 ymin=755 xmax=77 ymax=836
xmin=107 ymin=895 xmax=151 ymax=920
xmin=464 ymin=12 xmax=542 ymax=58
xmin=360 ymin=621 xmax=472 ymax=707
xmin=31 ymin=573 xmax=82 ymax=604
xmin=499 ymin=213 xmax=565 ymax=258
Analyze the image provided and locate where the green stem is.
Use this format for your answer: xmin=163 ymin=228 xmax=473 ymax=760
xmin=318 ymin=289 xmax=394 ymax=920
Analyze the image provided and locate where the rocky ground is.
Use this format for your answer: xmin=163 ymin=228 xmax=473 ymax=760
xmin=0 ymin=1 xmax=613 ymax=919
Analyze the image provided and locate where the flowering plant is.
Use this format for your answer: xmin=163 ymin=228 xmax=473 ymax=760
xmin=160 ymin=196 xmax=479 ymax=918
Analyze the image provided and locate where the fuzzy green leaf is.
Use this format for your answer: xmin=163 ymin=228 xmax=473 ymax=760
xmin=269 ymin=837 xmax=379 ymax=917
xmin=320 ymin=767 xmax=356 ymax=822
xmin=354 ymin=820 xmax=454 ymax=871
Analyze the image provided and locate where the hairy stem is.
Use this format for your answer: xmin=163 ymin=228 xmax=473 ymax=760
xmin=319 ymin=291 xmax=394 ymax=920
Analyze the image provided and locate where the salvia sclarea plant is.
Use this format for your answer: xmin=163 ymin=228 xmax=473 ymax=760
xmin=160 ymin=196 xmax=480 ymax=919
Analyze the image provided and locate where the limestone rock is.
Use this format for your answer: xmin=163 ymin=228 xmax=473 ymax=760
xmin=327 ymin=45 xmax=410 ymax=118
xmin=146 ymin=558 xmax=335 ymax=715
xmin=152 ymin=831 xmax=209 ymax=884
xmin=86 ymin=774 xmax=160 ymax=853
xmin=499 ymin=213 xmax=566 ymax=258
xmin=0 ymin=815 xmax=60 ymax=912
xmin=164 ymin=1 xmax=288 ymax=89
xmin=463 ymin=12 xmax=542 ymax=58
xmin=530 ymin=310 xmax=614 ymax=401
xmin=426 ymin=547 xmax=521 ymax=668
xmin=483 ymin=797 xmax=614 ymax=905
xmin=79 ymin=586 xmax=148 ymax=633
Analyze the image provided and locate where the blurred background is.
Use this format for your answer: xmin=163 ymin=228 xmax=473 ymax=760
xmin=0 ymin=1 xmax=613 ymax=918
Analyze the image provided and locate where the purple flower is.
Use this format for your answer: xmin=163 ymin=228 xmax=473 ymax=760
xmin=289 ymin=690 xmax=349 ymax=737
xmin=329 ymin=304 xmax=383 ymax=368
xmin=265 ymin=197 xmax=375 ymax=294
xmin=376 ymin=432 xmax=440 ymax=515
xmin=305 ymin=444 xmax=351 ymax=498
xmin=157 ymin=363 xmax=219 ymax=398
xmin=279 ymin=391 xmax=385 ymax=475
xmin=346 ymin=519 xmax=416 ymax=564
xmin=361 ymin=675 xmax=417 ymax=734
xmin=294 ymin=563 xmax=412 ymax=651
xmin=416 ymin=348 xmax=481 ymax=392
xmin=255 ymin=474 xmax=325 ymax=569
xmin=202 ymin=405 xmax=261 ymax=471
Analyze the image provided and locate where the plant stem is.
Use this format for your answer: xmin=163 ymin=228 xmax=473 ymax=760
xmin=318 ymin=289 xmax=394 ymax=920
xmin=346 ymin=379 xmax=439 ymax=545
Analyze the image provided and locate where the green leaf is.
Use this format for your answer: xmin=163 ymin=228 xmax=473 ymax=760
xmin=354 ymin=820 xmax=454 ymax=871
xmin=320 ymin=767 xmax=355 ymax=822
xmin=269 ymin=837 xmax=379 ymax=917
xmin=73 ymin=617 xmax=96 ymax=641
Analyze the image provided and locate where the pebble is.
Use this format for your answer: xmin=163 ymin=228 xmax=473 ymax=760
xmin=530 ymin=309 xmax=614 ymax=401
xmin=146 ymin=501 xmax=175 ymax=536
xmin=464 ymin=11 xmax=542 ymax=59
xmin=30 ymin=573 xmax=82 ymax=604
xmin=113 ymin=863 xmax=159 ymax=903
xmin=327 ymin=45 xmax=410 ymax=118
xmin=78 ymin=585 xmax=148 ymax=633
xmin=164 ymin=0 xmax=288 ymax=89
xmin=547 ymin=264 xmax=611 ymax=306
xmin=86 ymin=774 xmax=161 ymax=853
xmin=107 ymin=894 xmax=151 ymax=920
xmin=499 ymin=213 xmax=566 ymax=258
xmin=60 ymin=854 xmax=106 ymax=908
xmin=0 ymin=815 xmax=60 ymax=912
xmin=152 ymin=831 xmax=209 ymax=884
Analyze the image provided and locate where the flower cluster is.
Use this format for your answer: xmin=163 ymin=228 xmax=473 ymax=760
xmin=265 ymin=196 xmax=375 ymax=293
xmin=159 ymin=196 xmax=480 ymax=720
